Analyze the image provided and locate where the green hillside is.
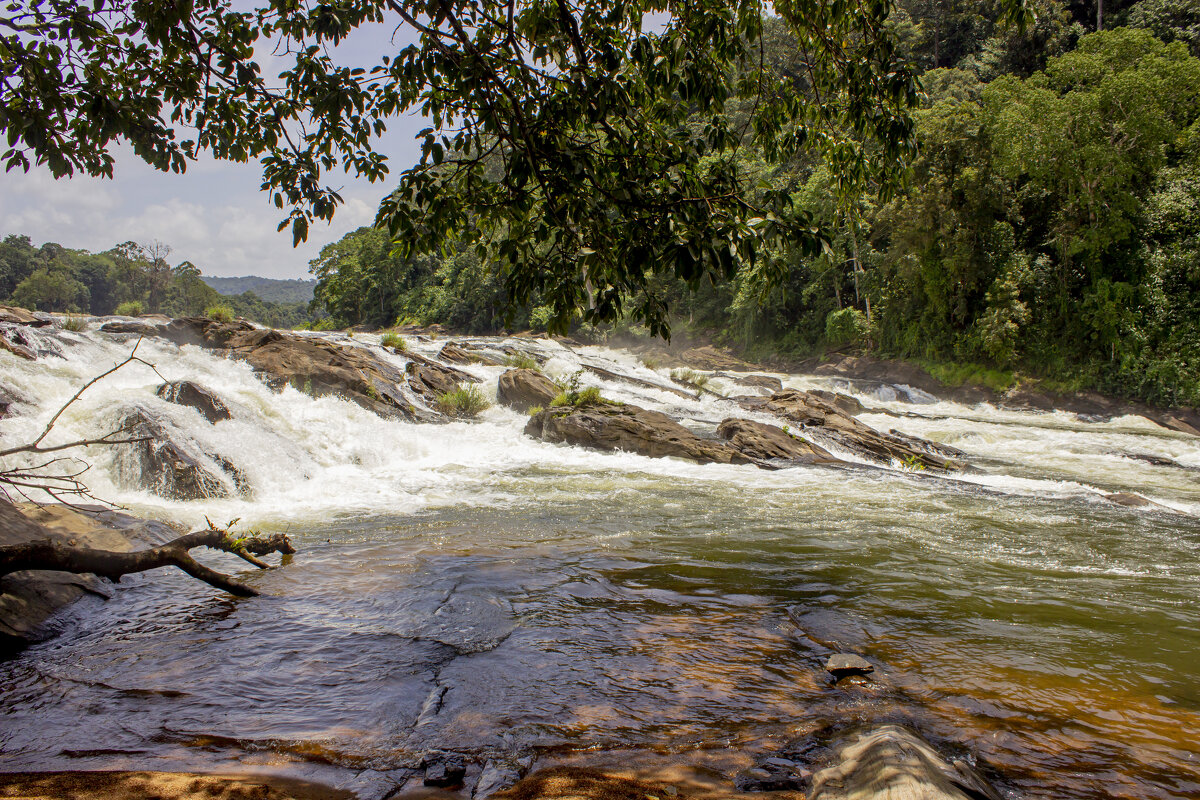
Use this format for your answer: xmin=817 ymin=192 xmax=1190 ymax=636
xmin=201 ymin=276 xmax=316 ymax=304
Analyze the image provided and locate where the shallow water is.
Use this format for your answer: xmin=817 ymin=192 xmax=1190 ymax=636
xmin=1 ymin=326 xmax=1199 ymax=798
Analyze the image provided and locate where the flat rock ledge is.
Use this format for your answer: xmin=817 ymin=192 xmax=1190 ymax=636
xmin=809 ymin=725 xmax=1003 ymax=800
xmin=0 ymin=502 xmax=177 ymax=653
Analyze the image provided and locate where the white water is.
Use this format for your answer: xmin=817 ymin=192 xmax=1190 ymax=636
xmin=3 ymin=321 xmax=1197 ymax=529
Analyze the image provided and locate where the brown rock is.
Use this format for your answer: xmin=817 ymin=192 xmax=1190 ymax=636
xmin=99 ymin=319 xmax=165 ymax=336
xmin=0 ymin=305 xmax=50 ymax=326
xmin=406 ymin=361 xmax=481 ymax=407
xmin=714 ymin=372 xmax=784 ymax=392
xmin=808 ymin=389 xmax=866 ymax=415
xmin=525 ymin=403 xmax=753 ymax=465
xmin=116 ymin=408 xmax=249 ymax=500
xmin=497 ymin=369 xmax=559 ymax=412
xmin=757 ymin=389 xmax=964 ymax=471
xmin=162 ymin=316 xmax=257 ymax=348
xmin=1 ymin=502 xmax=176 ymax=652
xmin=155 ymin=381 xmax=232 ymax=423
xmin=716 ymin=418 xmax=839 ymax=463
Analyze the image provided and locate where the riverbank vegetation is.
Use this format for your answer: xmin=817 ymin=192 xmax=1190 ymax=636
xmin=309 ymin=1 xmax=1200 ymax=409
xmin=0 ymin=237 xmax=319 ymax=328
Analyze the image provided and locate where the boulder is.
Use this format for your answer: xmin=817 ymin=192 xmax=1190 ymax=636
xmin=809 ymin=725 xmax=1003 ymax=800
xmin=227 ymin=329 xmax=423 ymax=419
xmin=525 ymin=403 xmax=753 ymax=465
xmin=99 ymin=319 xmax=166 ymax=336
xmin=155 ymin=381 xmax=232 ymax=423
xmin=406 ymin=360 xmax=482 ymax=407
xmin=716 ymin=418 xmax=840 ymax=464
xmin=745 ymin=389 xmax=964 ymax=471
xmin=809 ymin=389 xmax=866 ymax=415
xmin=0 ymin=305 xmax=50 ymax=327
xmin=1 ymin=502 xmax=176 ymax=652
xmin=162 ymin=316 xmax=257 ymax=348
xmin=115 ymin=408 xmax=248 ymax=500
xmin=439 ymin=342 xmax=507 ymax=366
xmin=497 ymin=369 xmax=559 ymax=412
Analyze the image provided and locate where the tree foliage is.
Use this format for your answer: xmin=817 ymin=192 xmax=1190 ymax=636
xmin=0 ymin=0 xmax=933 ymax=336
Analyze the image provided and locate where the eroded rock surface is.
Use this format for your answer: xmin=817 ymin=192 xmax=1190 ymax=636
xmin=717 ymin=418 xmax=839 ymax=464
xmin=497 ymin=369 xmax=559 ymax=412
xmin=809 ymin=725 xmax=1002 ymax=800
xmin=743 ymin=390 xmax=964 ymax=470
xmin=526 ymin=403 xmax=753 ymax=465
xmin=116 ymin=407 xmax=248 ymax=500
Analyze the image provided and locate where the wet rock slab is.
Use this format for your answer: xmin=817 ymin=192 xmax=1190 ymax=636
xmin=497 ymin=368 xmax=559 ymax=412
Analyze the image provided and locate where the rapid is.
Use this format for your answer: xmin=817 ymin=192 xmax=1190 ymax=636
xmin=1 ymin=323 xmax=1199 ymax=799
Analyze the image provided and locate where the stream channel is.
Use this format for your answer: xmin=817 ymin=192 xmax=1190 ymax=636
xmin=1 ymin=325 xmax=1199 ymax=799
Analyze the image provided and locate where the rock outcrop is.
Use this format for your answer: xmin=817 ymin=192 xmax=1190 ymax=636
xmin=809 ymin=725 xmax=1002 ymax=800
xmin=497 ymin=369 xmax=559 ymax=412
xmin=439 ymin=342 xmax=507 ymax=366
xmin=1 ymin=502 xmax=176 ymax=652
xmin=742 ymin=389 xmax=965 ymax=470
xmin=715 ymin=372 xmax=784 ymax=392
xmin=0 ymin=305 xmax=50 ymax=327
xmin=116 ymin=407 xmax=248 ymax=500
xmin=808 ymin=389 xmax=866 ymax=416
xmin=156 ymin=381 xmax=232 ymax=423
xmin=99 ymin=319 xmax=166 ymax=336
xmin=0 ymin=324 xmax=39 ymax=360
xmin=526 ymin=403 xmax=753 ymax=465
xmin=716 ymin=418 xmax=840 ymax=464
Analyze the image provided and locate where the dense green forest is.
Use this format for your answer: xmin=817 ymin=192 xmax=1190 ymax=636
xmin=0 ymin=237 xmax=318 ymax=328
xmin=200 ymin=276 xmax=316 ymax=305
xmin=310 ymin=0 xmax=1200 ymax=408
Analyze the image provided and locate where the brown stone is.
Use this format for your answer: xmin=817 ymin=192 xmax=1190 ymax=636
xmin=497 ymin=369 xmax=559 ymax=412
xmin=155 ymin=381 xmax=232 ymax=423
xmin=525 ymin=403 xmax=753 ymax=465
xmin=716 ymin=418 xmax=839 ymax=463
xmin=0 ymin=305 xmax=49 ymax=326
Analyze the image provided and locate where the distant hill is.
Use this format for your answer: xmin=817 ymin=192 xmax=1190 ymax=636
xmin=202 ymin=276 xmax=316 ymax=304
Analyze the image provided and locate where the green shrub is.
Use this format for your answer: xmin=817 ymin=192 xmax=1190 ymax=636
xmin=205 ymin=304 xmax=236 ymax=322
xmin=527 ymin=405 xmax=544 ymax=416
xmin=381 ymin=331 xmax=408 ymax=351
xmin=640 ymin=355 xmax=660 ymax=370
xmin=60 ymin=314 xmax=88 ymax=332
xmin=825 ymin=307 xmax=870 ymax=346
xmin=115 ymin=300 xmax=145 ymax=316
xmin=436 ymin=383 xmax=490 ymax=418
xmin=550 ymin=383 xmax=606 ymax=408
xmin=504 ymin=352 xmax=539 ymax=370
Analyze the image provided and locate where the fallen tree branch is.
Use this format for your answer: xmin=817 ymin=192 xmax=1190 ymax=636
xmin=0 ymin=524 xmax=296 ymax=597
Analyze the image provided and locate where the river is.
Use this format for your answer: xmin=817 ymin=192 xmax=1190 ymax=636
xmin=1 ymin=325 xmax=1198 ymax=799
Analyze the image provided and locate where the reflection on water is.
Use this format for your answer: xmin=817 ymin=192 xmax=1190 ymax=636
xmin=1 ymin=330 xmax=1199 ymax=798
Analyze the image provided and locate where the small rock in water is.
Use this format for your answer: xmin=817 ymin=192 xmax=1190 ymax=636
xmin=474 ymin=761 xmax=521 ymax=798
xmin=825 ymin=654 xmax=874 ymax=678
xmin=735 ymin=758 xmax=812 ymax=791
xmin=424 ymin=753 xmax=467 ymax=788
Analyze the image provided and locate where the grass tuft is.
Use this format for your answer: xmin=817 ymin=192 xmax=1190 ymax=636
xmin=436 ymin=383 xmax=490 ymax=418
xmin=61 ymin=314 xmax=88 ymax=332
xmin=504 ymin=352 xmax=539 ymax=370
xmin=381 ymin=331 xmax=408 ymax=351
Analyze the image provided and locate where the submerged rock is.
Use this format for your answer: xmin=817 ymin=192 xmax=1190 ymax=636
xmin=809 ymin=725 xmax=1003 ymax=800
xmin=155 ymin=380 xmax=232 ymax=423
xmin=736 ymin=758 xmax=813 ymax=792
xmin=525 ymin=403 xmax=753 ymax=465
xmin=116 ymin=408 xmax=248 ymax=500
xmin=424 ymin=753 xmax=467 ymax=788
xmin=717 ymin=418 xmax=840 ymax=464
xmin=497 ymin=368 xmax=559 ymax=412
xmin=0 ymin=324 xmax=38 ymax=360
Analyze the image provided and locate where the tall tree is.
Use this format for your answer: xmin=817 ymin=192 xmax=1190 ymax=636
xmin=0 ymin=0 xmax=984 ymax=335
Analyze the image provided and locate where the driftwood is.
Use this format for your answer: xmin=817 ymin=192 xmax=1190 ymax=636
xmin=0 ymin=520 xmax=295 ymax=597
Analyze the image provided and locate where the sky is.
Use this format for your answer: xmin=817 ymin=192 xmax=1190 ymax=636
xmin=0 ymin=15 xmax=426 ymax=280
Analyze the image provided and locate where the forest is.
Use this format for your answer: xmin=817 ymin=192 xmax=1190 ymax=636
xmin=0 ymin=237 xmax=317 ymax=328
xmin=309 ymin=0 xmax=1200 ymax=408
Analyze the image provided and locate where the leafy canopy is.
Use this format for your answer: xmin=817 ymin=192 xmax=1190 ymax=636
xmin=0 ymin=0 xmax=986 ymax=335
